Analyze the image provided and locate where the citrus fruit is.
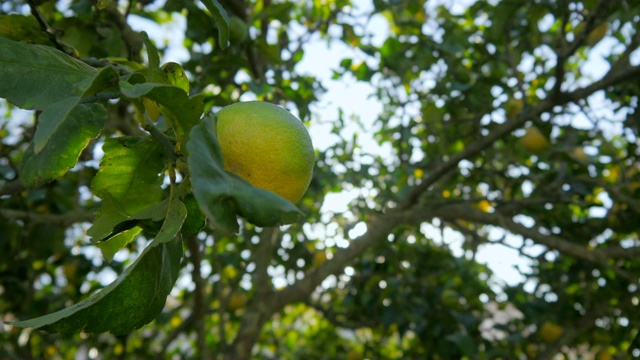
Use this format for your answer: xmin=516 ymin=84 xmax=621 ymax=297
xmin=539 ymin=321 xmax=564 ymax=343
xmin=312 ymin=251 xmax=327 ymax=266
xmin=520 ymin=126 xmax=550 ymax=154
xmin=228 ymin=292 xmax=248 ymax=311
xmin=216 ymin=101 xmax=315 ymax=203
xmin=505 ymin=98 xmax=523 ymax=117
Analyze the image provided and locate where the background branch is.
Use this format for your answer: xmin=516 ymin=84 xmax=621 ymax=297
xmin=186 ymin=235 xmax=209 ymax=360
xmin=0 ymin=208 xmax=93 ymax=226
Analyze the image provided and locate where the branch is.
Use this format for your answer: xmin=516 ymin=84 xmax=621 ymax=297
xmin=253 ymin=227 xmax=277 ymax=297
xmin=27 ymin=0 xmax=75 ymax=55
xmin=0 ymin=208 xmax=93 ymax=226
xmin=435 ymin=204 xmax=639 ymax=284
xmin=398 ymin=57 xmax=640 ymax=211
xmin=565 ymin=65 xmax=640 ymax=103
xmin=103 ymin=5 xmax=143 ymax=62
xmin=275 ymin=212 xmax=404 ymax=307
xmin=186 ymin=235 xmax=209 ymax=360
xmin=224 ymin=228 xmax=279 ymax=359
xmin=0 ymin=180 xmax=25 ymax=197
xmin=396 ymin=110 xmax=534 ymax=210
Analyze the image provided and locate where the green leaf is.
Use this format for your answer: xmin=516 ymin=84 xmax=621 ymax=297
xmin=91 ymin=136 xmax=166 ymax=214
xmin=33 ymin=66 xmax=119 ymax=154
xmin=20 ymin=103 xmax=107 ymax=187
xmin=120 ymin=81 xmax=204 ymax=137
xmin=12 ymin=235 xmax=183 ymax=335
xmin=0 ymin=36 xmax=96 ymax=109
xmin=161 ymin=62 xmax=190 ymax=94
xmin=0 ymin=15 xmax=51 ymax=44
xmin=140 ymin=31 xmax=160 ymax=70
xmin=181 ymin=193 xmax=206 ymax=237
xmin=200 ymin=0 xmax=230 ymax=50
xmin=88 ymin=193 xmax=141 ymax=243
xmin=94 ymin=197 xmax=185 ymax=259
xmin=186 ymin=114 xmax=303 ymax=233
xmin=0 ymin=37 xmax=118 ymax=154
xmin=155 ymin=199 xmax=187 ymax=244
xmin=98 ymin=227 xmax=142 ymax=262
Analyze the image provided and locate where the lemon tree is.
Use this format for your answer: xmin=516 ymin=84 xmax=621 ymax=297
xmin=2 ymin=0 xmax=640 ymax=359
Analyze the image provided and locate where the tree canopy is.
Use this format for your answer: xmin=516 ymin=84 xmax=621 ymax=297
xmin=1 ymin=0 xmax=639 ymax=359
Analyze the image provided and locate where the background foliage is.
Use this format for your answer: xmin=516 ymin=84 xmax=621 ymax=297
xmin=1 ymin=0 xmax=640 ymax=359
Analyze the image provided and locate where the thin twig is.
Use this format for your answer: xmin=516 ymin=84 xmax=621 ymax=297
xmin=26 ymin=0 xmax=75 ymax=55
xmin=0 ymin=208 xmax=93 ymax=226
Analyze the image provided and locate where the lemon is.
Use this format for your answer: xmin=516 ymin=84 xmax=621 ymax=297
xmin=312 ymin=251 xmax=327 ymax=266
xmin=539 ymin=321 xmax=564 ymax=343
xmin=216 ymin=101 xmax=315 ymax=203
xmin=520 ymin=126 xmax=550 ymax=154
xmin=505 ymin=98 xmax=523 ymax=117
xmin=228 ymin=292 xmax=248 ymax=311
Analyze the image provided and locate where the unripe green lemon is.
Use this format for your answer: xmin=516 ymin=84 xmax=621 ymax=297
xmin=216 ymin=101 xmax=315 ymax=203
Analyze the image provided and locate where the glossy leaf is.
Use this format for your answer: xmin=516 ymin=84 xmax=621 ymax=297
xmin=91 ymin=136 xmax=166 ymax=214
xmin=20 ymin=103 xmax=107 ymax=187
xmin=0 ymin=15 xmax=51 ymax=44
xmin=12 ymin=234 xmax=183 ymax=335
xmin=119 ymin=81 xmax=204 ymax=137
xmin=0 ymin=36 xmax=96 ymax=108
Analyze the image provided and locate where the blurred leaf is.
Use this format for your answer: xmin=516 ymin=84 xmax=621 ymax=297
xmin=140 ymin=31 xmax=160 ymax=70
xmin=200 ymin=0 xmax=230 ymax=50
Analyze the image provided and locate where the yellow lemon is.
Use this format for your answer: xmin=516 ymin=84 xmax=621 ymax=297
xmin=228 ymin=292 xmax=248 ymax=311
xmin=539 ymin=321 xmax=564 ymax=343
xmin=595 ymin=350 xmax=613 ymax=360
xmin=216 ymin=101 xmax=315 ymax=203
xmin=505 ymin=98 xmax=524 ymax=117
xmin=312 ymin=251 xmax=327 ymax=266
xmin=520 ymin=126 xmax=550 ymax=154
xmin=569 ymin=146 xmax=589 ymax=163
